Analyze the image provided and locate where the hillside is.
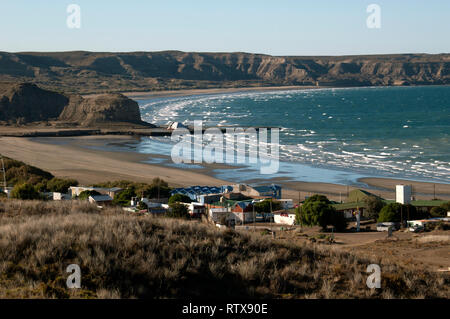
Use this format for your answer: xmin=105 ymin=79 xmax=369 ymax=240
xmin=0 ymin=82 xmax=150 ymax=126
xmin=0 ymin=156 xmax=54 ymax=187
xmin=0 ymin=51 xmax=449 ymax=93
xmin=0 ymin=200 xmax=448 ymax=299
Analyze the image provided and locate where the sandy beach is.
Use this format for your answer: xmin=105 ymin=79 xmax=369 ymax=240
xmin=1 ymin=136 xmax=448 ymax=202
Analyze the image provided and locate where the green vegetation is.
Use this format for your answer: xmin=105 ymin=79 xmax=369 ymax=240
xmin=10 ymin=183 xmax=41 ymax=200
xmin=137 ymin=201 xmax=148 ymax=211
xmin=254 ymin=199 xmax=282 ymax=213
xmin=95 ymin=178 xmax=171 ymax=199
xmin=378 ymin=203 xmax=403 ymax=222
xmin=430 ymin=206 xmax=447 ymax=218
xmin=168 ymin=194 xmax=192 ymax=204
xmin=2 ymin=156 xmax=53 ymax=186
xmin=167 ymin=202 xmax=190 ymax=219
xmin=363 ymin=196 xmax=386 ymax=219
xmin=112 ymin=188 xmax=136 ymax=207
xmin=78 ymin=190 xmax=101 ymax=201
xmin=46 ymin=178 xmax=79 ymax=193
xmin=296 ymin=195 xmax=347 ymax=231
xmin=0 ymin=200 xmax=448 ymax=299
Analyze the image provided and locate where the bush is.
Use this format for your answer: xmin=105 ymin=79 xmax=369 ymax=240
xmin=10 ymin=183 xmax=41 ymax=200
xmin=137 ymin=201 xmax=148 ymax=211
xmin=330 ymin=210 xmax=348 ymax=232
xmin=296 ymin=195 xmax=341 ymax=231
xmin=168 ymin=194 xmax=192 ymax=204
xmin=363 ymin=196 xmax=385 ymax=219
xmin=167 ymin=202 xmax=190 ymax=218
xmin=430 ymin=206 xmax=447 ymax=218
xmin=254 ymin=199 xmax=282 ymax=213
xmin=113 ymin=188 xmax=136 ymax=206
xmin=79 ymin=190 xmax=101 ymax=201
xmin=46 ymin=178 xmax=78 ymax=193
xmin=378 ymin=203 xmax=404 ymax=222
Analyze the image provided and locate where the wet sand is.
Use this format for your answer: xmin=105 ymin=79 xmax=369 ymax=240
xmin=1 ymin=136 xmax=448 ymax=202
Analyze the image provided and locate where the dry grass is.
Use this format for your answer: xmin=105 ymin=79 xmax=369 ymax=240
xmin=417 ymin=235 xmax=450 ymax=243
xmin=0 ymin=200 xmax=449 ymax=299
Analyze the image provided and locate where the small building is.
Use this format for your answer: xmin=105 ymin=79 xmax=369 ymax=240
xmin=231 ymin=201 xmax=255 ymax=223
xmin=170 ymin=185 xmax=232 ymax=202
xmin=181 ymin=202 xmax=206 ymax=218
xmin=232 ymin=184 xmax=282 ymax=199
xmin=278 ymin=199 xmax=294 ymax=209
xmin=70 ymin=186 xmax=123 ymax=199
xmin=53 ymin=192 xmax=71 ymax=201
xmin=209 ymin=207 xmax=233 ymax=223
xmin=273 ymin=210 xmax=296 ymax=225
xmin=89 ymin=195 xmax=113 ymax=207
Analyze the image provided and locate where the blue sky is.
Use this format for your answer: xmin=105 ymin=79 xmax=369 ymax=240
xmin=0 ymin=0 xmax=449 ymax=55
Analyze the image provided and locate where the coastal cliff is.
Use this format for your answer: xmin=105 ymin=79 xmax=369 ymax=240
xmin=0 ymin=51 xmax=448 ymax=93
xmin=0 ymin=82 xmax=149 ymax=126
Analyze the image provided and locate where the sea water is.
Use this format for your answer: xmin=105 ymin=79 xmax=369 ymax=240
xmin=130 ymin=86 xmax=450 ymax=185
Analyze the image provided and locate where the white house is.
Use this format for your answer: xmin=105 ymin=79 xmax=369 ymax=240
xmin=53 ymin=192 xmax=71 ymax=201
xmin=209 ymin=207 xmax=232 ymax=223
xmin=273 ymin=211 xmax=296 ymax=225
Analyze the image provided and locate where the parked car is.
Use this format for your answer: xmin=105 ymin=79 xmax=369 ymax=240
xmin=376 ymin=222 xmax=398 ymax=232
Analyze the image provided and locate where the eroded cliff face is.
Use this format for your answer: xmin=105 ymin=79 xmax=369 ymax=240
xmin=0 ymin=83 xmax=69 ymax=123
xmin=59 ymin=93 xmax=143 ymax=126
xmin=0 ymin=83 xmax=145 ymax=126
xmin=0 ymin=52 xmax=448 ymax=93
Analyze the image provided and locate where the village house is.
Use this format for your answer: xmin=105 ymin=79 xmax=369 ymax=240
xmin=231 ymin=184 xmax=282 ymax=199
xmin=88 ymin=195 xmax=113 ymax=207
xmin=231 ymin=201 xmax=255 ymax=224
xmin=69 ymin=186 xmax=123 ymax=199
xmin=273 ymin=210 xmax=296 ymax=225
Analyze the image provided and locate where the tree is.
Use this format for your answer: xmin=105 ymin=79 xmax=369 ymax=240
xmin=297 ymin=195 xmax=337 ymax=231
xmin=137 ymin=201 xmax=148 ymax=211
xmin=78 ymin=190 xmax=101 ymax=201
xmin=10 ymin=183 xmax=41 ymax=200
xmin=363 ymin=196 xmax=385 ymax=219
xmin=330 ymin=210 xmax=348 ymax=232
xmin=254 ymin=199 xmax=282 ymax=213
xmin=46 ymin=178 xmax=78 ymax=193
xmin=430 ymin=206 xmax=447 ymax=218
xmin=378 ymin=203 xmax=404 ymax=222
xmin=441 ymin=201 xmax=450 ymax=212
xmin=168 ymin=194 xmax=192 ymax=204
xmin=113 ymin=188 xmax=137 ymax=206
xmin=167 ymin=202 xmax=190 ymax=218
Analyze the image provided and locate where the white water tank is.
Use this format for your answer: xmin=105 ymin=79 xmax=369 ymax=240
xmin=396 ymin=185 xmax=411 ymax=204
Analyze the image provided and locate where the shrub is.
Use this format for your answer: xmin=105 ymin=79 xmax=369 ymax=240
xmin=430 ymin=206 xmax=447 ymax=218
xmin=167 ymin=202 xmax=190 ymax=218
xmin=168 ymin=194 xmax=192 ymax=204
xmin=10 ymin=183 xmax=41 ymax=200
xmin=254 ymin=199 xmax=282 ymax=213
xmin=113 ymin=188 xmax=136 ymax=206
xmin=137 ymin=201 xmax=148 ymax=210
xmin=363 ymin=196 xmax=385 ymax=219
xmin=378 ymin=203 xmax=404 ymax=223
xmin=46 ymin=178 xmax=78 ymax=193
xmin=297 ymin=195 xmax=337 ymax=231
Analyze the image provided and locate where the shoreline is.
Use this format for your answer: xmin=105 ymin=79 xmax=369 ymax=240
xmin=1 ymin=136 xmax=448 ymax=202
xmin=122 ymin=85 xmax=320 ymax=100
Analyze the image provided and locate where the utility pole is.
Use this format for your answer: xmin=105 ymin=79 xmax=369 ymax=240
xmin=1 ymin=155 xmax=6 ymax=192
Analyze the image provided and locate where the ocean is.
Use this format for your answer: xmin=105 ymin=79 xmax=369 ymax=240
xmin=128 ymin=86 xmax=450 ymax=186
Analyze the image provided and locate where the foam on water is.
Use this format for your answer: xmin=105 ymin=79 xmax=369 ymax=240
xmin=135 ymin=86 xmax=450 ymax=184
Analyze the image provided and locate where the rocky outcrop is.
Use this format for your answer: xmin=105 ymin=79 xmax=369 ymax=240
xmin=0 ymin=83 xmax=69 ymax=124
xmin=59 ymin=93 xmax=145 ymax=126
xmin=0 ymin=82 xmax=149 ymax=126
xmin=0 ymin=52 xmax=448 ymax=93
